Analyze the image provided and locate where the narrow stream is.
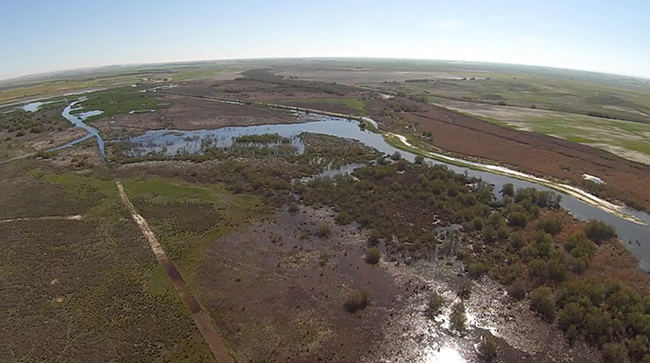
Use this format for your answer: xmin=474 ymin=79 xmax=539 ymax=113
xmin=48 ymin=99 xmax=106 ymax=161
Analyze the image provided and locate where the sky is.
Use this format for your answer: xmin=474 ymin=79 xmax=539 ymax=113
xmin=2 ymin=0 xmax=649 ymax=80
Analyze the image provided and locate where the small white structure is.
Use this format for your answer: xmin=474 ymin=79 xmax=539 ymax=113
xmin=582 ymin=173 xmax=605 ymax=185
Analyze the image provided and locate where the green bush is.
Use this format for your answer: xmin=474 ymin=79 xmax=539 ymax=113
xmin=479 ymin=333 xmax=498 ymax=362
xmin=507 ymin=211 xmax=528 ymax=228
xmin=427 ymin=292 xmax=445 ymax=317
xmin=538 ymin=215 xmax=563 ymax=235
xmin=315 ymin=221 xmax=331 ymax=238
xmin=507 ymin=279 xmax=526 ymax=300
xmin=365 ymin=247 xmax=381 ymax=264
xmin=367 ymin=229 xmax=382 ymax=246
xmin=602 ymin=342 xmax=628 ymax=363
xmin=584 ymin=220 xmax=616 ymax=244
xmin=458 ymin=279 xmax=473 ymax=299
xmin=530 ymin=286 xmax=556 ymax=322
xmin=343 ymin=289 xmax=370 ymax=313
xmin=450 ymin=302 xmax=467 ymax=332
xmin=468 ymin=262 xmax=489 ymax=279
xmin=501 ymin=183 xmax=514 ymax=197
xmin=335 ymin=211 xmax=353 ymax=225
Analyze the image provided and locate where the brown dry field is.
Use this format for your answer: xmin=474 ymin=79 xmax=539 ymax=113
xmin=163 ymin=77 xmax=650 ymax=210
xmin=365 ymin=96 xmax=650 ymax=210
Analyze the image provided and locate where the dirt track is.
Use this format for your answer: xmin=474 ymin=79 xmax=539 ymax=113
xmin=116 ymin=181 xmax=233 ymax=363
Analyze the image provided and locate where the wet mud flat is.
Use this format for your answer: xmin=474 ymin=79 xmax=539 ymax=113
xmin=186 ymin=206 xmax=597 ymax=362
xmin=191 ymin=206 xmax=402 ymax=362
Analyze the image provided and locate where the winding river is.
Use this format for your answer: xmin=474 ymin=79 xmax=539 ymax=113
xmin=48 ymin=99 xmax=106 ymax=161
xmin=56 ymin=99 xmax=650 ymax=270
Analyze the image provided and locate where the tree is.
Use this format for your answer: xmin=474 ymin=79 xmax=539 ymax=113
xmin=414 ymin=155 xmax=424 ymax=165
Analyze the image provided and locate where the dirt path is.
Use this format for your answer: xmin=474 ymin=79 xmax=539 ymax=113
xmin=0 ymin=215 xmax=83 ymax=224
xmin=115 ymin=181 xmax=233 ymax=363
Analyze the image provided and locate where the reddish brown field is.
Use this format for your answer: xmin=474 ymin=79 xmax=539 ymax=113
xmin=365 ymin=96 xmax=650 ymax=210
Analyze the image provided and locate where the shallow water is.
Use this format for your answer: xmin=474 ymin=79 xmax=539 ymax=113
xmin=123 ymin=113 xmax=650 ymax=269
xmin=22 ymin=102 xmax=47 ymax=112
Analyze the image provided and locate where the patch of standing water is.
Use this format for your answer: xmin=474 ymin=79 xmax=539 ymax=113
xmin=121 ymin=112 xmax=650 ymax=270
xmin=22 ymin=101 xmax=48 ymax=112
xmin=299 ymin=162 xmax=365 ymax=183
xmin=125 ymin=128 xmax=306 ymax=157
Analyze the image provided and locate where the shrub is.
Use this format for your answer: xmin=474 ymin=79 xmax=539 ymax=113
xmin=530 ymin=286 xmax=556 ymax=322
xmin=367 ymin=229 xmax=382 ymax=246
xmin=365 ymin=247 xmax=381 ymax=264
xmin=414 ymin=155 xmax=424 ymax=165
xmin=391 ymin=151 xmax=401 ymax=161
xmin=458 ymin=279 xmax=473 ymax=299
xmin=602 ymin=342 xmax=629 ymax=363
xmin=335 ymin=211 xmax=353 ymax=225
xmin=479 ymin=334 xmax=498 ymax=362
xmin=343 ymin=289 xmax=370 ymax=312
xmin=507 ymin=279 xmax=526 ymax=300
xmin=315 ymin=221 xmax=331 ymax=238
xmin=538 ymin=215 xmax=563 ymax=235
xmin=468 ymin=216 xmax=483 ymax=231
xmin=507 ymin=211 xmax=528 ymax=228
xmin=450 ymin=302 xmax=467 ymax=332
xmin=427 ymin=292 xmax=445 ymax=317
xmin=584 ymin=220 xmax=616 ymax=244
xmin=501 ymin=183 xmax=514 ymax=197
xmin=468 ymin=262 xmax=489 ymax=279
xmin=482 ymin=224 xmax=497 ymax=244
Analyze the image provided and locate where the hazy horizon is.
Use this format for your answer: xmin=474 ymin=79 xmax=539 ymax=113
xmin=2 ymin=0 xmax=649 ymax=80
xmin=3 ymin=56 xmax=650 ymax=84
